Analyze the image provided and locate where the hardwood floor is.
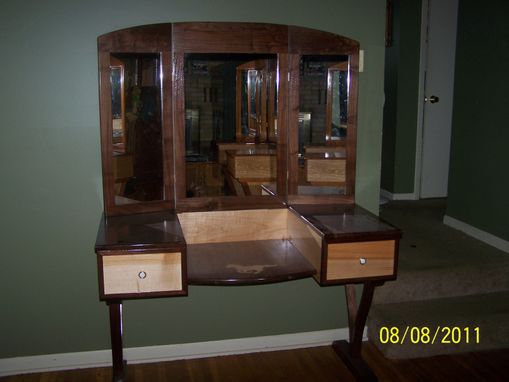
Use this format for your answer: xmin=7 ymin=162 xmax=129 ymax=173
xmin=1 ymin=342 xmax=508 ymax=382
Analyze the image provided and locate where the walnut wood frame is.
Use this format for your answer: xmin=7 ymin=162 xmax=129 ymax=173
xmin=98 ymin=22 xmax=359 ymax=216
xmin=98 ymin=24 xmax=174 ymax=216
xmin=96 ymin=23 xmax=395 ymax=382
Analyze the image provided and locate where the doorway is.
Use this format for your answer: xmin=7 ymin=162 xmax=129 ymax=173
xmin=415 ymin=0 xmax=459 ymax=198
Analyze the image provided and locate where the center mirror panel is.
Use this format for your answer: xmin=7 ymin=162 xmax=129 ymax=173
xmin=183 ymin=53 xmax=278 ymax=198
xmin=297 ymin=55 xmax=349 ymax=196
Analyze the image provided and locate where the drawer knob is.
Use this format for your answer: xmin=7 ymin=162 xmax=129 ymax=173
xmin=359 ymin=257 xmax=367 ymax=265
xmin=138 ymin=271 xmax=147 ymax=279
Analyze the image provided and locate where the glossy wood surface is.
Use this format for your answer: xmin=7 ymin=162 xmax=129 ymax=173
xmin=95 ymin=212 xmax=185 ymax=252
xmin=289 ymin=204 xmax=401 ymax=241
xmin=187 ymin=239 xmax=315 ymax=285
xmin=98 ymin=24 xmax=172 ymax=52
xmin=345 ymin=52 xmax=359 ymax=196
xmin=173 ymin=51 xmax=186 ymax=201
xmin=107 ymin=302 xmax=124 ymax=382
xmin=98 ymin=25 xmax=175 ymax=216
xmin=95 ymin=205 xmax=400 ymax=288
xmin=94 ymin=23 xmax=389 ymax=382
xmin=175 ymin=195 xmax=286 ymax=212
xmin=288 ymin=204 xmax=400 ymax=287
xmin=5 ymin=344 xmax=509 ymax=382
xmin=172 ymin=22 xmax=288 ymax=54
xmin=333 ymin=282 xmax=382 ymax=381
xmin=277 ymin=53 xmax=291 ymax=197
xmin=98 ymin=23 xmax=360 ymax=215
xmin=285 ymin=54 xmax=298 ymax=195
xmin=179 ymin=208 xmax=317 ymax=285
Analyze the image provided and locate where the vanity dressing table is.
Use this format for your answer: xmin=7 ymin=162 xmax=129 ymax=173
xmin=95 ymin=22 xmax=400 ymax=382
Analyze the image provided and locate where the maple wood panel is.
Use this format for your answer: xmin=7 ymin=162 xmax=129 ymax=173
xmin=326 ymin=240 xmax=396 ymax=281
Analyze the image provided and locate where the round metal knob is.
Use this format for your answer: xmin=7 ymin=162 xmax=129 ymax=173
xmin=138 ymin=271 xmax=147 ymax=279
xmin=359 ymin=257 xmax=367 ymax=265
xmin=425 ymin=95 xmax=440 ymax=103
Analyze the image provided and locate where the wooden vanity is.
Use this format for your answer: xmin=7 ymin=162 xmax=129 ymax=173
xmin=95 ymin=22 xmax=400 ymax=382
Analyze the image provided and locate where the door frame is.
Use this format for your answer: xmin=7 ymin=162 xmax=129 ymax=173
xmin=413 ymin=0 xmax=429 ymax=200
xmin=413 ymin=0 xmax=458 ymax=199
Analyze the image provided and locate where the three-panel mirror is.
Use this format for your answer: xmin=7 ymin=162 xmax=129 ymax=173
xmin=98 ymin=23 xmax=359 ymax=215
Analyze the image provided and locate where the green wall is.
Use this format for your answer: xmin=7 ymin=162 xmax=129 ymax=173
xmin=446 ymin=0 xmax=509 ymax=241
xmin=381 ymin=0 xmax=422 ymax=194
xmin=381 ymin=0 xmax=509 ymax=243
xmin=380 ymin=0 xmax=400 ymax=191
xmin=0 ymin=0 xmax=386 ymax=358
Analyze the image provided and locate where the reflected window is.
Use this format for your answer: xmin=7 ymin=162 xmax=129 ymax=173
xmin=328 ymin=64 xmax=348 ymax=141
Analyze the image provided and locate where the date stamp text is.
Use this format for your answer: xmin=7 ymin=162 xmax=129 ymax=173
xmin=379 ymin=326 xmax=480 ymax=345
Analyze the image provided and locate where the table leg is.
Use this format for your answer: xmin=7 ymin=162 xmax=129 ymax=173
xmin=332 ymin=282 xmax=380 ymax=382
xmin=108 ymin=301 xmax=126 ymax=382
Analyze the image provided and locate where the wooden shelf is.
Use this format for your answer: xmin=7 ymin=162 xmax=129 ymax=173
xmin=187 ymin=239 xmax=316 ymax=285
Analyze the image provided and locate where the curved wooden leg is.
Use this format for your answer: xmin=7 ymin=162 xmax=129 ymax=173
xmin=332 ymin=282 xmax=381 ymax=382
xmin=108 ymin=301 xmax=126 ymax=382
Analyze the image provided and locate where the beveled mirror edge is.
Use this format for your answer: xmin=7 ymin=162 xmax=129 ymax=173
xmin=98 ymin=25 xmax=174 ymax=216
xmin=97 ymin=22 xmax=359 ymax=216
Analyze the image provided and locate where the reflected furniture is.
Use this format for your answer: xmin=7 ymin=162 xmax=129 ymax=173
xmin=96 ymin=22 xmax=400 ymax=382
xmin=225 ymin=147 xmax=276 ymax=195
xmin=304 ymin=151 xmax=346 ymax=185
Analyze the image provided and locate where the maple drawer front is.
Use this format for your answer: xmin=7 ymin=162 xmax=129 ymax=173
xmin=102 ymin=252 xmax=183 ymax=296
xmin=326 ymin=240 xmax=395 ymax=281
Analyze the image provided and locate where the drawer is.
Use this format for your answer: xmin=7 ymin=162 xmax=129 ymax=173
xmin=227 ymin=154 xmax=277 ymax=180
xmin=326 ymin=240 xmax=395 ymax=281
xmin=305 ymin=158 xmax=346 ymax=183
xmin=102 ymin=252 xmax=183 ymax=296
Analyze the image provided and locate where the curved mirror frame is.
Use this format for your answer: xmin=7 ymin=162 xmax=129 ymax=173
xmin=98 ymin=23 xmax=359 ymax=216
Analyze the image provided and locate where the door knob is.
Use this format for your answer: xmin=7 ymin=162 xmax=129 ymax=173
xmin=425 ymin=95 xmax=440 ymax=103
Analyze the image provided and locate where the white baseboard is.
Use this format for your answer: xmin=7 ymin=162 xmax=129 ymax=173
xmin=443 ymin=215 xmax=509 ymax=254
xmin=0 ymin=327 xmax=361 ymax=377
xmin=380 ymin=189 xmax=418 ymax=201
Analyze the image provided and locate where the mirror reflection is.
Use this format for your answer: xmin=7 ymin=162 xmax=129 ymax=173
xmin=110 ymin=53 xmax=164 ymax=205
xmin=297 ymin=55 xmax=349 ymax=195
xmin=238 ymin=60 xmax=277 ymax=143
xmin=184 ymin=54 xmax=278 ymax=197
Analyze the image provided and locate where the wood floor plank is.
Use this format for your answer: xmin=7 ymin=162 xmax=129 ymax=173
xmin=1 ymin=343 xmax=508 ymax=382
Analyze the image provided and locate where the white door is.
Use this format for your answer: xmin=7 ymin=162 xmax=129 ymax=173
xmin=419 ymin=0 xmax=458 ymax=198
